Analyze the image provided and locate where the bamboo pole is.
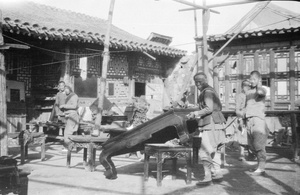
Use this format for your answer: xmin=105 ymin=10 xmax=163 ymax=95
xmin=0 ymin=9 xmax=8 ymax=156
xmin=94 ymin=0 xmax=115 ymax=134
xmin=210 ymin=1 xmax=270 ymax=65
xmin=202 ymin=0 xmax=211 ymax=84
xmin=173 ymin=0 xmax=220 ymax=14
xmin=179 ymin=0 xmax=257 ymax=12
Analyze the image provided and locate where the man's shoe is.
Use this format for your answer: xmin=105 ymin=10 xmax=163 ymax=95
xmin=248 ymin=169 xmax=265 ymax=176
xmin=196 ymin=177 xmax=212 ymax=186
xmin=212 ymin=173 xmax=223 ymax=182
xmin=239 ymin=156 xmax=246 ymax=161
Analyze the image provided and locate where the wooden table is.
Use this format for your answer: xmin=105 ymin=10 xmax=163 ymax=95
xmin=144 ymin=143 xmax=192 ymax=187
xmin=67 ymin=135 xmax=108 ymax=171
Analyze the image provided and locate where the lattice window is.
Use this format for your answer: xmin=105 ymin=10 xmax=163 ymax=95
xmin=296 ymin=52 xmax=300 ymax=71
xmin=259 ymin=53 xmax=269 ymax=74
xmin=108 ymin=54 xmax=128 ymax=77
xmin=244 ymin=55 xmax=254 ymax=74
xmin=275 ymin=52 xmax=289 ymax=72
xmin=229 ymin=59 xmax=237 ymax=75
xmin=275 ymin=80 xmax=289 ymax=101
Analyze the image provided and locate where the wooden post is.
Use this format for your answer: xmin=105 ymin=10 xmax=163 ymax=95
xmin=225 ymin=60 xmax=230 ymax=110
xmin=254 ymin=51 xmax=259 ymax=71
xmin=0 ymin=9 xmax=8 ymax=156
xmin=94 ymin=0 xmax=115 ymax=132
xmin=61 ymin=45 xmax=71 ymax=86
xmin=289 ymin=47 xmax=295 ymax=109
xmin=213 ymin=57 xmax=219 ymax=94
xmin=269 ymin=50 xmax=275 ymax=110
xmin=202 ymin=0 xmax=210 ymax=84
xmin=0 ymin=52 xmax=7 ymax=156
xmin=237 ymin=52 xmax=244 ymax=95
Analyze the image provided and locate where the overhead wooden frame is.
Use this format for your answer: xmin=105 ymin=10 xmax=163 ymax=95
xmin=179 ymin=0 xmax=259 ymax=12
xmin=172 ymin=0 xmax=220 ymax=14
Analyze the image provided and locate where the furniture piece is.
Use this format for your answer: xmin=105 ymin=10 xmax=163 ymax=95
xmin=20 ymin=131 xmax=46 ymax=164
xmin=8 ymin=131 xmax=46 ymax=164
xmin=0 ymin=156 xmax=20 ymax=192
xmin=67 ymin=135 xmax=108 ymax=171
xmin=144 ymin=143 xmax=192 ymax=187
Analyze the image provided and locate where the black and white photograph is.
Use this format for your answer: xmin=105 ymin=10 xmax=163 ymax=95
xmin=0 ymin=0 xmax=299 ymax=194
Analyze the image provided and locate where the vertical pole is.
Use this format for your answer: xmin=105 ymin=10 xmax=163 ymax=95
xmin=289 ymin=47 xmax=295 ymax=109
xmin=225 ymin=60 xmax=230 ymax=110
xmin=193 ymin=0 xmax=199 ymax=103
xmin=269 ymin=50 xmax=275 ymax=110
xmin=94 ymin=0 xmax=115 ymax=132
xmin=213 ymin=57 xmax=219 ymax=94
xmin=202 ymin=0 xmax=209 ymax=79
xmin=193 ymin=0 xmax=198 ymax=53
xmin=65 ymin=46 xmax=71 ymax=86
xmin=237 ymin=52 xmax=244 ymax=95
xmin=60 ymin=45 xmax=70 ymax=84
xmin=254 ymin=51 xmax=259 ymax=71
xmin=0 ymin=52 xmax=7 ymax=156
xmin=0 ymin=9 xmax=8 ymax=156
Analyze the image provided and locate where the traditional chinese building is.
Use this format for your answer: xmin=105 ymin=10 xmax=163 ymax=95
xmin=197 ymin=2 xmax=300 ymax=111
xmin=0 ymin=1 xmax=186 ymax=125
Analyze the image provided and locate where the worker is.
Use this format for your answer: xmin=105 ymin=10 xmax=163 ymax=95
xmin=245 ymin=70 xmax=268 ymax=176
xmin=59 ymin=85 xmax=79 ymax=150
xmin=187 ymin=72 xmax=226 ymax=186
xmin=50 ymin=80 xmax=67 ymax=122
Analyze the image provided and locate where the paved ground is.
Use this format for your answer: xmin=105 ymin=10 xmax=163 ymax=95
xmin=1 ymin=141 xmax=300 ymax=195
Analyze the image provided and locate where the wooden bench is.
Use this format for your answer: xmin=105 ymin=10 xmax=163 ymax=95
xmin=144 ymin=143 xmax=192 ymax=187
xmin=67 ymin=135 xmax=108 ymax=171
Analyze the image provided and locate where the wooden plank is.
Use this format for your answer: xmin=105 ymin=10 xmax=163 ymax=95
xmin=269 ymin=50 xmax=275 ymax=110
xmin=289 ymin=47 xmax=295 ymax=109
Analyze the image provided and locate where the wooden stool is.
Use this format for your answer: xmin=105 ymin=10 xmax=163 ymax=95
xmin=144 ymin=143 xmax=192 ymax=187
xmin=67 ymin=135 xmax=108 ymax=171
xmin=18 ymin=131 xmax=46 ymax=164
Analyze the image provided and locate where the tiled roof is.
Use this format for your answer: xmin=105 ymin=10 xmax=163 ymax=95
xmin=208 ymin=27 xmax=300 ymax=42
xmin=0 ymin=1 xmax=186 ymax=57
xmin=206 ymin=2 xmax=300 ymax=42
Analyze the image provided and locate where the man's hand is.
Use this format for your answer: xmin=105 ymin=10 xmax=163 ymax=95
xmin=186 ymin=112 xmax=196 ymax=120
xmin=257 ymin=87 xmax=266 ymax=97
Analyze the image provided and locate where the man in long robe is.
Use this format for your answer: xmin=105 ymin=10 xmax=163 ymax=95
xmin=59 ymin=86 xmax=79 ymax=148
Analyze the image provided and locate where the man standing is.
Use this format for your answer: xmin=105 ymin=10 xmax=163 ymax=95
xmin=187 ymin=72 xmax=226 ymax=186
xmin=245 ymin=70 xmax=268 ymax=175
xmin=50 ymin=81 xmax=67 ymax=122
xmin=59 ymin=86 xmax=79 ymax=149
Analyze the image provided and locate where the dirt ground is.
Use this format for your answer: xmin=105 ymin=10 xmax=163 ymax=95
xmin=1 ymin=140 xmax=300 ymax=195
